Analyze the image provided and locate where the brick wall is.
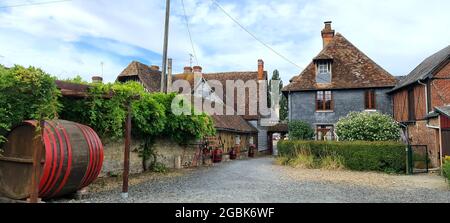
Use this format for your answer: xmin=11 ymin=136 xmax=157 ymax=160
xmin=431 ymin=62 xmax=450 ymax=108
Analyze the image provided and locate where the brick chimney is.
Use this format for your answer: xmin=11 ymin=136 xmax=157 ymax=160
xmin=184 ymin=66 xmax=193 ymax=74
xmin=258 ymin=59 xmax=265 ymax=80
xmin=193 ymin=66 xmax=202 ymax=73
xmin=92 ymin=76 xmax=103 ymax=83
xmin=321 ymin=21 xmax=335 ymax=48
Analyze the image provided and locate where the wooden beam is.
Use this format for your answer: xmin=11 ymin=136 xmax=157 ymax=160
xmin=122 ymin=102 xmax=132 ymax=199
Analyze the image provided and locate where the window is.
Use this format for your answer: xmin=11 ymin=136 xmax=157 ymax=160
xmin=316 ymin=91 xmax=333 ymax=111
xmin=316 ymin=125 xmax=334 ymax=141
xmin=316 ymin=62 xmax=332 ymax=83
xmin=365 ymin=90 xmax=376 ymax=110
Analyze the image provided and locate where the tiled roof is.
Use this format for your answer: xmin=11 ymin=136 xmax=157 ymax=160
xmin=390 ymin=45 xmax=450 ymax=92
xmin=117 ymin=61 xmax=162 ymax=92
xmin=174 ymin=71 xmax=268 ymax=120
xmin=211 ymin=115 xmax=258 ymax=133
xmin=283 ymin=33 xmax=397 ymax=92
xmin=436 ymin=106 xmax=450 ymax=117
xmin=267 ymin=123 xmax=288 ymax=133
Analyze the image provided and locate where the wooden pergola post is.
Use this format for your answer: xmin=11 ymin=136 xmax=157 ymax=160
xmin=122 ymin=102 xmax=132 ymax=199
xmin=29 ymin=119 xmax=45 ymax=203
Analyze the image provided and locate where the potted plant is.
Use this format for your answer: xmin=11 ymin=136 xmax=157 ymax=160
xmin=248 ymin=144 xmax=256 ymax=158
xmin=230 ymin=146 xmax=238 ymax=160
xmin=213 ymin=147 xmax=223 ymax=163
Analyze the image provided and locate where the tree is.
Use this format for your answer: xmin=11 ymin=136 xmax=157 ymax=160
xmin=269 ymin=70 xmax=288 ymax=121
xmin=288 ymin=120 xmax=314 ymax=140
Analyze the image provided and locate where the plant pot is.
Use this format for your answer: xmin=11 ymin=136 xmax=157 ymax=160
xmin=248 ymin=145 xmax=256 ymax=158
xmin=213 ymin=148 xmax=223 ymax=163
xmin=230 ymin=148 xmax=237 ymax=160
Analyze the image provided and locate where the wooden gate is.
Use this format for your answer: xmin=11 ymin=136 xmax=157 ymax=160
xmin=442 ymin=130 xmax=450 ymax=157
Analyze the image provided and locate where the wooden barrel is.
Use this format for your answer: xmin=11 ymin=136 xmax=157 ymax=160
xmin=0 ymin=120 xmax=104 ymax=200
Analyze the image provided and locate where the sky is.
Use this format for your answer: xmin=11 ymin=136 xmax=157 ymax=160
xmin=0 ymin=0 xmax=449 ymax=84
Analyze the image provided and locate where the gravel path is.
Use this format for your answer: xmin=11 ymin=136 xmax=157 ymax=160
xmin=61 ymin=157 xmax=450 ymax=203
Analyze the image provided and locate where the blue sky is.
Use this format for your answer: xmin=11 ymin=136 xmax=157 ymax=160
xmin=0 ymin=0 xmax=449 ymax=84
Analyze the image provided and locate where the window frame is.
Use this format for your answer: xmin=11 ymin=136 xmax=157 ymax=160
xmin=316 ymin=90 xmax=333 ymax=111
xmin=364 ymin=89 xmax=376 ymax=110
xmin=316 ymin=61 xmax=332 ymax=84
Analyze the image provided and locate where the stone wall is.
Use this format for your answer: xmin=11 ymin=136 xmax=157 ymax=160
xmin=100 ymin=138 xmax=201 ymax=177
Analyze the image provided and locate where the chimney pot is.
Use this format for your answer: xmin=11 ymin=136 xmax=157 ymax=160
xmin=92 ymin=76 xmax=103 ymax=84
xmin=258 ymin=59 xmax=264 ymax=80
xmin=193 ymin=66 xmax=202 ymax=73
xmin=184 ymin=66 xmax=193 ymax=73
xmin=321 ymin=21 xmax=335 ymax=48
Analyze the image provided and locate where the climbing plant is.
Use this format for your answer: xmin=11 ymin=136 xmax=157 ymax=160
xmin=59 ymin=81 xmax=215 ymax=171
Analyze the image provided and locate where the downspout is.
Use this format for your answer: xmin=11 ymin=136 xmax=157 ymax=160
xmin=288 ymin=90 xmax=292 ymax=121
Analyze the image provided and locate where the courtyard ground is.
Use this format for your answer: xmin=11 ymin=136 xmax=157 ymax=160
xmin=57 ymin=157 xmax=450 ymax=203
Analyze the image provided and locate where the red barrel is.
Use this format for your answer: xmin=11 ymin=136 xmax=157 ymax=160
xmin=0 ymin=120 xmax=104 ymax=200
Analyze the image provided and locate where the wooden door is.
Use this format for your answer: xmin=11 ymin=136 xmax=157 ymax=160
xmin=442 ymin=130 xmax=450 ymax=157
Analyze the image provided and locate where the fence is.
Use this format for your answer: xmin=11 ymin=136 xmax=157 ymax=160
xmin=407 ymin=145 xmax=429 ymax=174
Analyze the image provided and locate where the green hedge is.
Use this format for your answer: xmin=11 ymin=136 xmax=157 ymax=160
xmin=444 ymin=157 xmax=450 ymax=184
xmin=278 ymin=140 xmax=407 ymax=173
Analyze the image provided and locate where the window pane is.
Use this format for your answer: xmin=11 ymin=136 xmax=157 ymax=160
xmin=317 ymin=99 xmax=324 ymax=110
xmin=316 ymin=62 xmax=331 ymax=83
xmin=317 ymin=91 xmax=324 ymax=110
xmin=365 ymin=90 xmax=376 ymax=109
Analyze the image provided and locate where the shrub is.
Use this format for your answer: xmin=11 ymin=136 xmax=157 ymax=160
xmin=335 ymin=112 xmax=400 ymax=141
xmin=443 ymin=156 xmax=450 ymax=184
xmin=288 ymin=120 xmax=314 ymax=140
xmin=0 ymin=65 xmax=61 ymax=145
xmin=288 ymin=154 xmax=315 ymax=169
xmin=278 ymin=140 xmax=406 ymax=173
xmin=320 ymin=155 xmax=345 ymax=170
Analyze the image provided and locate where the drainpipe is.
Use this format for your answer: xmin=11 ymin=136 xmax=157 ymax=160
xmin=288 ymin=91 xmax=292 ymax=121
xmin=418 ymin=80 xmax=429 ymax=114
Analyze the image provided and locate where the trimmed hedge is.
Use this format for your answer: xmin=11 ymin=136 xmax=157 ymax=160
xmin=278 ymin=140 xmax=407 ymax=173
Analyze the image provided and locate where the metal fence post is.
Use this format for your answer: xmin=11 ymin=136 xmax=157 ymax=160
xmin=407 ymin=145 xmax=413 ymax=175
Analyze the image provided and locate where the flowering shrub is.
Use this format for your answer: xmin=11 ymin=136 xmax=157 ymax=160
xmin=335 ymin=112 xmax=400 ymax=141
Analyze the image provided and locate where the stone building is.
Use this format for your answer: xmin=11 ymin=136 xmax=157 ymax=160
xmin=282 ymin=21 xmax=397 ymax=140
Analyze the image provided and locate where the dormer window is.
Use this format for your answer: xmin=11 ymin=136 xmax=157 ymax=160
xmin=316 ymin=61 xmax=332 ymax=84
